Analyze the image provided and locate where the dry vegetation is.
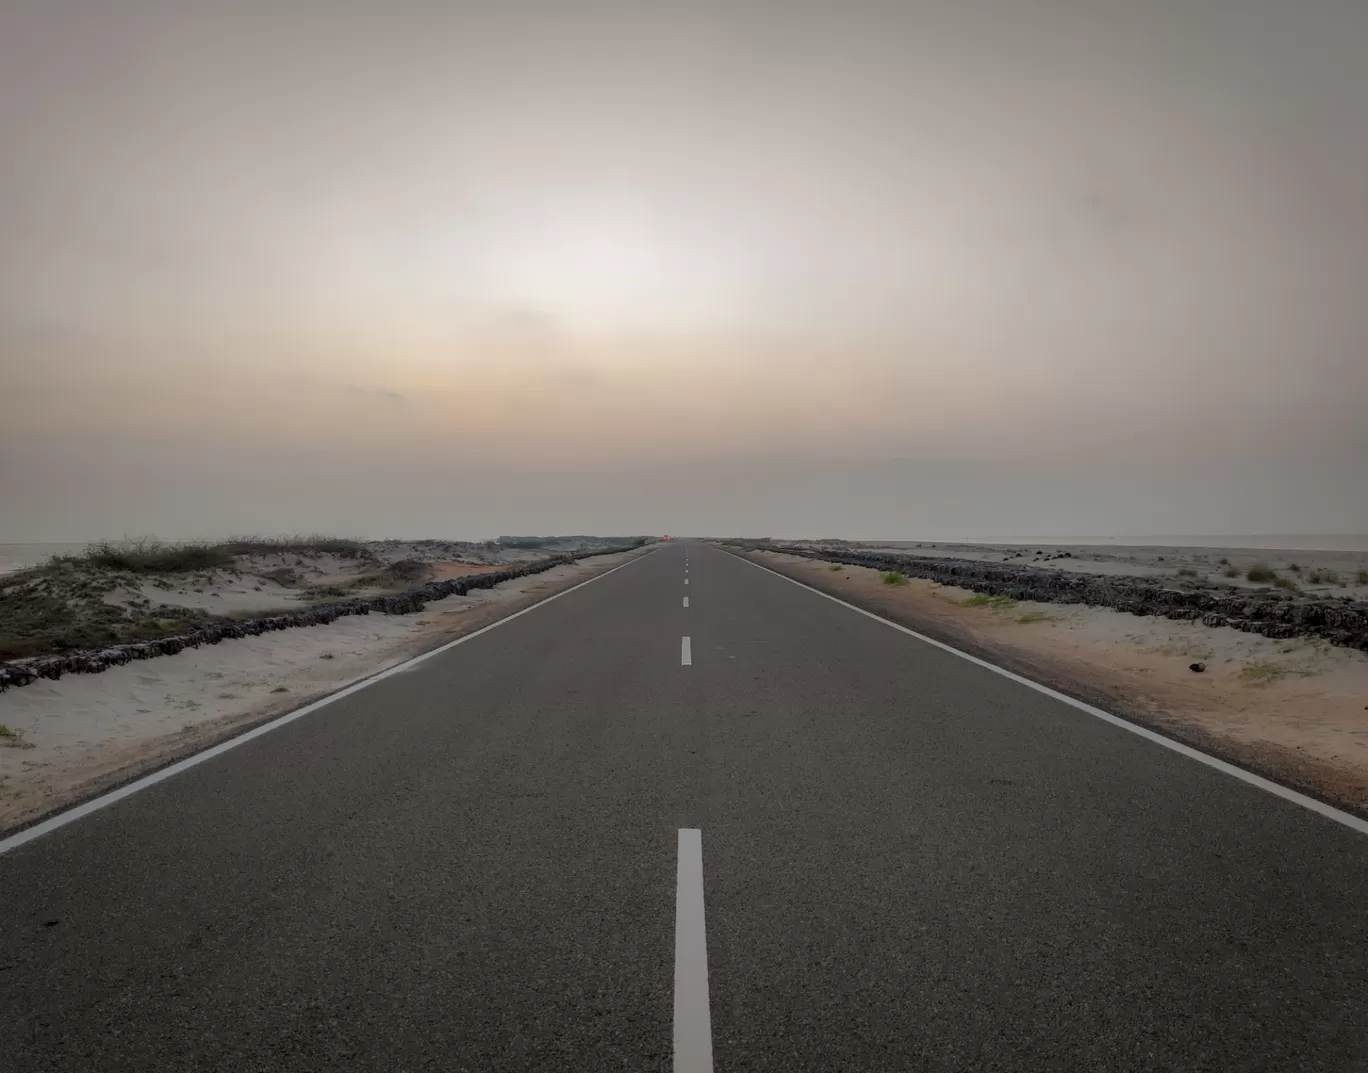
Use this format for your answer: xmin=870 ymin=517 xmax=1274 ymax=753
xmin=1 ymin=538 xmax=386 ymax=661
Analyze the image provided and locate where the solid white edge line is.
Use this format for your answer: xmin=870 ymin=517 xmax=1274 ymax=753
xmin=674 ymin=828 xmax=714 ymax=1073
xmin=0 ymin=549 xmax=658 ymax=856
xmin=731 ymin=550 xmax=1368 ymax=838
xmin=681 ymin=636 xmax=692 ymax=665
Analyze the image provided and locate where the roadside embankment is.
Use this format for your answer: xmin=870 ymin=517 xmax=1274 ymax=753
xmin=728 ymin=546 xmax=1368 ymax=817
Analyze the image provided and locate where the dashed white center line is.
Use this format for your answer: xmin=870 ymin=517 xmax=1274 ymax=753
xmin=683 ymin=596 xmax=689 ymax=608
xmin=674 ymin=828 xmax=714 ymax=1073
xmin=680 ymin=636 xmax=692 ymax=665
xmin=685 ymin=578 xmax=689 ymax=585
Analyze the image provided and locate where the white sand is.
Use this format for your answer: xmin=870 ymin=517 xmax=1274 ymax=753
xmin=836 ymin=540 xmax=1368 ymax=597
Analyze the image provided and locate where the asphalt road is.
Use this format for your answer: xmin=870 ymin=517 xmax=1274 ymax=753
xmin=2 ymin=540 xmax=1366 ymax=1071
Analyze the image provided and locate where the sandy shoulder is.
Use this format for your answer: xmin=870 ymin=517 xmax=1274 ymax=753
xmin=0 ymin=547 xmax=653 ymax=833
xmin=742 ymin=549 xmax=1368 ymax=815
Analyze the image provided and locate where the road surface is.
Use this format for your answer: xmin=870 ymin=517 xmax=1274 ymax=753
xmin=2 ymin=541 xmax=1366 ymax=1071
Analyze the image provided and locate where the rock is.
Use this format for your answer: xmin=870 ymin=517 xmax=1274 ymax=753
xmin=1189 ymin=662 xmax=1206 ymax=673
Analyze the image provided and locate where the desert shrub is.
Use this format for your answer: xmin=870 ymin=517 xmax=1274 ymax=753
xmin=881 ymin=571 xmax=909 ymax=586
xmin=961 ymin=593 xmax=1018 ymax=609
xmin=1246 ymin=564 xmax=1276 ymax=583
xmin=73 ymin=540 xmax=234 ymax=574
xmin=1240 ymin=660 xmax=1286 ymax=684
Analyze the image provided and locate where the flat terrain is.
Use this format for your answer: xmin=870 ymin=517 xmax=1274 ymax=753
xmin=843 ymin=539 xmax=1368 ymax=597
xmin=2 ymin=541 xmax=1366 ymax=1071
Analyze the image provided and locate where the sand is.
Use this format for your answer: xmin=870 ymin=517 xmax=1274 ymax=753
xmin=0 ymin=547 xmax=651 ymax=832
xmin=748 ymin=550 xmax=1368 ymax=813
xmin=825 ymin=540 xmax=1368 ymax=597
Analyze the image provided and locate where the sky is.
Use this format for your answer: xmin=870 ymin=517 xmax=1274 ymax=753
xmin=2 ymin=0 xmax=1366 ymax=542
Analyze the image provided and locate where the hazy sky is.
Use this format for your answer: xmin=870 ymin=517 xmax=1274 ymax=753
xmin=3 ymin=0 xmax=1366 ymax=541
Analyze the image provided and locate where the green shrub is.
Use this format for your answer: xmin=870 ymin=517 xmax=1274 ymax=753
xmin=1272 ymin=575 xmax=1299 ymax=592
xmin=828 ymin=563 xmax=843 ymax=572
xmin=1246 ymin=564 xmax=1276 ymax=583
xmin=1222 ymin=566 xmax=1240 ymax=578
xmin=881 ymin=571 xmax=909 ymax=586
xmin=1176 ymin=566 xmax=1198 ymax=578
xmin=1358 ymin=569 xmax=1368 ymax=585
xmin=961 ymin=593 xmax=1018 ymax=609
xmin=1240 ymin=660 xmax=1286 ymax=684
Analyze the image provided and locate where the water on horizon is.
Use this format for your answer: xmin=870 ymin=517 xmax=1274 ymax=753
xmin=939 ymin=534 xmax=1368 ymax=552
xmin=0 ymin=542 xmax=92 ymax=576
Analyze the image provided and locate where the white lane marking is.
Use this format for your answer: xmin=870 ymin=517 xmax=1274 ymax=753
xmin=683 ymin=596 xmax=690 ymax=608
xmin=674 ymin=828 xmax=714 ymax=1073
xmin=681 ymin=636 xmax=692 ymax=665
xmin=733 ymin=553 xmax=1368 ymax=838
xmin=0 ymin=551 xmax=660 ymax=856
xmin=685 ymin=578 xmax=689 ymax=585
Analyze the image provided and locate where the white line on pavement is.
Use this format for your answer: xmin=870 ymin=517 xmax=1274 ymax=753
xmin=0 ymin=550 xmax=660 ymax=857
xmin=683 ymin=596 xmax=689 ymax=608
xmin=674 ymin=828 xmax=714 ymax=1073
xmin=681 ymin=636 xmax=692 ymax=665
xmin=733 ymin=553 xmax=1368 ymax=838
xmin=685 ymin=578 xmax=689 ymax=585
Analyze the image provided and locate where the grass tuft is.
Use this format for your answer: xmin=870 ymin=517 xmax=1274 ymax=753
xmin=1240 ymin=660 xmax=1287 ymax=685
xmin=961 ymin=593 xmax=1018 ymax=609
xmin=827 ymin=563 xmax=844 ymax=572
xmin=1176 ymin=566 xmax=1199 ymax=578
xmin=1015 ymin=610 xmax=1053 ymax=624
xmin=1358 ymin=569 xmax=1368 ymax=585
xmin=1246 ymin=564 xmax=1277 ymax=583
xmin=881 ymin=570 xmax=909 ymax=586
xmin=1222 ymin=566 xmax=1240 ymax=578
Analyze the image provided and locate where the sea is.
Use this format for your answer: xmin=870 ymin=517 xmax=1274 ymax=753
xmin=942 ymin=535 xmax=1368 ymax=552
xmin=0 ymin=543 xmax=94 ymax=576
